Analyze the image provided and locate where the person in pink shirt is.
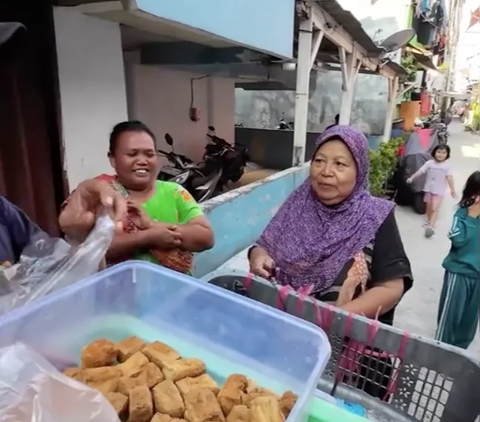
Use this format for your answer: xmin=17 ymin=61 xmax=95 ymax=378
xmin=407 ymin=145 xmax=457 ymax=237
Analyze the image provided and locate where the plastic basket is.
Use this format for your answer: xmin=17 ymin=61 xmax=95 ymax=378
xmin=205 ymin=270 xmax=480 ymax=422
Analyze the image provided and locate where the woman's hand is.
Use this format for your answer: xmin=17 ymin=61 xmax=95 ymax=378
xmin=127 ymin=200 xmax=152 ymax=230
xmin=147 ymin=223 xmax=182 ymax=249
xmin=249 ymin=247 xmax=276 ymax=279
xmin=59 ymin=179 xmax=127 ymax=242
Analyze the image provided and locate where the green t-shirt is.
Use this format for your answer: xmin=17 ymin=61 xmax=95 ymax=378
xmin=135 ymin=181 xmax=203 ymax=263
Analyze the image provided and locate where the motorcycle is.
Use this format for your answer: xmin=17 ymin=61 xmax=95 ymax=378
xmin=157 ymin=134 xmax=194 ymax=180
xmin=158 ymin=129 xmax=249 ymax=202
xmin=276 ymin=113 xmax=293 ymax=130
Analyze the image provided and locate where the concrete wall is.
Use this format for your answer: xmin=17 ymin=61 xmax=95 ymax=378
xmin=235 ymin=71 xmax=389 ymax=136
xmin=193 ymin=164 xmax=310 ymax=277
xmin=126 ymin=64 xmax=235 ymax=162
xmin=53 ymin=7 xmax=128 ymax=190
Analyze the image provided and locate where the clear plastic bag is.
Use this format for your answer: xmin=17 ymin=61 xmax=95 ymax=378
xmin=0 ymin=215 xmax=115 ymax=315
xmin=0 ymin=342 xmax=120 ymax=422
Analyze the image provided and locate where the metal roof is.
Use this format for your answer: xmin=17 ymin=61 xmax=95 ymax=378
xmin=313 ymin=0 xmax=381 ymax=55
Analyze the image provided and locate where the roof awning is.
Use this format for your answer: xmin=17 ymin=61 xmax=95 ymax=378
xmin=435 ymin=91 xmax=470 ymax=100
xmin=405 ymin=44 xmax=437 ymax=71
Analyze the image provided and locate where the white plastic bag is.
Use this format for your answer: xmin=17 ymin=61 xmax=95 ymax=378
xmin=0 ymin=343 xmax=120 ymax=422
xmin=0 ymin=215 xmax=115 ymax=315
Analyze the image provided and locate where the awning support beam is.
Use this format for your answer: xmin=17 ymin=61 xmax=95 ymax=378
xmin=383 ymin=76 xmax=400 ymax=141
xmin=292 ymin=11 xmax=315 ymax=166
xmin=339 ymin=47 xmax=361 ymax=125
xmin=310 ymin=29 xmax=324 ymax=69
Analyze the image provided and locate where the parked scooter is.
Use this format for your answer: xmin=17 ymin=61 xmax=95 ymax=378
xmin=157 ymin=129 xmax=249 ymax=202
xmin=157 ymin=134 xmax=194 ymax=180
xmin=203 ymin=126 xmax=249 ymax=195
xmin=276 ymin=113 xmax=293 ymax=130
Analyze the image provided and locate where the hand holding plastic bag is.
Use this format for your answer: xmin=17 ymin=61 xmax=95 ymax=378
xmin=0 ymin=343 xmax=120 ymax=422
xmin=0 ymin=215 xmax=115 ymax=315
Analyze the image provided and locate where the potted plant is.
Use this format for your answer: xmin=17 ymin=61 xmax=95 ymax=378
xmin=369 ymin=137 xmax=403 ymax=198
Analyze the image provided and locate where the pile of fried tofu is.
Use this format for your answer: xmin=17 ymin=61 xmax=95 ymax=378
xmin=62 ymin=336 xmax=298 ymax=422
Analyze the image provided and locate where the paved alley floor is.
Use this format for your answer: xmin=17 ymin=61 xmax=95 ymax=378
xmin=217 ymin=120 xmax=480 ymax=356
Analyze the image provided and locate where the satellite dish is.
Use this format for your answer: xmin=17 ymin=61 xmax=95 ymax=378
xmin=378 ymin=29 xmax=416 ymax=53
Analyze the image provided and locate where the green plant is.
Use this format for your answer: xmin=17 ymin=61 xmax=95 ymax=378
xmin=400 ymin=55 xmax=418 ymax=101
xmin=401 ymin=55 xmax=418 ymax=82
xmin=369 ymin=137 xmax=403 ymax=197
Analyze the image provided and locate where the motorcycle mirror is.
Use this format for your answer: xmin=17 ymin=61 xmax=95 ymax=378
xmin=208 ymin=126 xmax=215 ymax=132
xmin=164 ymin=133 xmax=173 ymax=146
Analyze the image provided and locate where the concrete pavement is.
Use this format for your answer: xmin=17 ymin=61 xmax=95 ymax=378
xmin=217 ymin=120 xmax=480 ymax=355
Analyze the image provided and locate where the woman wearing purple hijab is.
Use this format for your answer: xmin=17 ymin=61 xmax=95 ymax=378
xmin=249 ymin=125 xmax=413 ymax=324
xmin=249 ymin=126 xmax=413 ymax=398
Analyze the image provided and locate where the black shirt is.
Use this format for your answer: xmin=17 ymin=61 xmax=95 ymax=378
xmin=0 ymin=196 xmax=39 ymax=266
xmin=250 ymin=211 xmax=413 ymax=326
xmin=313 ymin=211 xmax=413 ymax=325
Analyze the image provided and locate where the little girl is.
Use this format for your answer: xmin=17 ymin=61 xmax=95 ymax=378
xmin=407 ymin=145 xmax=457 ymax=237
xmin=435 ymin=171 xmax=480 ymax=349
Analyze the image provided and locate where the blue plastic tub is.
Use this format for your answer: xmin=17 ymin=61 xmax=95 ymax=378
xmin=0 ymin=261 xmax=331 ymax=422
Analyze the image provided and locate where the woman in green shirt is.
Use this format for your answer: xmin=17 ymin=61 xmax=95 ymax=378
xmin=83 ymin=121 xmax=214 ymax=273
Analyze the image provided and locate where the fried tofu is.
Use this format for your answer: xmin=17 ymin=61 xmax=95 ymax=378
xmin=250 ymin=396 xmax=284 ymax=422
xmin=81 ymin=339 xmax=118 ymax=368
xmin=143 ymin=341 xmax=181 ymax=368
xmin=152 ymin=380 xmax=185 ymax=418
xmin=118 ymin=362 xmax=164 ymax=395
xmin=106 ymin=392 xmax=129 ymax=416
xmin=78 ymin=366 xmax=122 ymax=384
xmin=151 ymin=414 xmax=173 ymax=422
xmin=129 ymin=385 xmax=154 ymax=422
xmin=89 ymin=378 xmax=119 ymax=395
xmin=226 ymin=405 xmax=251 ymax=422
xmin=151 ymin=415 xmax=187 ymax=422
xmin=119 ymin=351 xmax=150 ymax=377
xmin=278 ymin=391 xmax=297 ymax=418
xmin=176 ymin=374 xmax=219 ymax=397
xmin=184 ymin=387 xmax=225 ymax=422
xmin=117 ymin=336 xmax=147 ymax=362
xmin=162 ymin=358 xmax=205 ymax=382
xmin=225 ymin=375 xmax=248 ymax=392
xmin=62 ymin=367 xmax=80 ymax=379
xmin=217 ymin=375 xmax=248 ymax=416
xmin=243 ymin=387 xmax=277 ymax=408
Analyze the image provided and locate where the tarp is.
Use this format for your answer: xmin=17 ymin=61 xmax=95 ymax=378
xmin=468 ymin=7 xmax=479 ymax=29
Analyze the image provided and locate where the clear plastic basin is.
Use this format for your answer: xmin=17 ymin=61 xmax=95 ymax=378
xmin=0 ymin=261 xmax=331 ymax=422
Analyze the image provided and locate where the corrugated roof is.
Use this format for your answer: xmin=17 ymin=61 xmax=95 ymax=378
xmin=314 ymin=0 xmax=381 ymax=54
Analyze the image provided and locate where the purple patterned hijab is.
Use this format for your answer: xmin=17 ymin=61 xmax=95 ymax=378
xmin=257 ymin=126 xmax=395 ymax=293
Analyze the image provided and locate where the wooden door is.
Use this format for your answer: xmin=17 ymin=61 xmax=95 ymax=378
xmin=0 ymin=0 xmax=66 ymax=235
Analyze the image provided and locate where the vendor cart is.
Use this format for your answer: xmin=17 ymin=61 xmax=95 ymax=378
xmin=205 ymin=270 xmax=480 ymax=422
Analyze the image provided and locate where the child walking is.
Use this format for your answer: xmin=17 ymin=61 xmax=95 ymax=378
xmin=435 ymin=171 xmax=480 ymax=349
xmin=407 ymin=145 xmax=457 ymax=237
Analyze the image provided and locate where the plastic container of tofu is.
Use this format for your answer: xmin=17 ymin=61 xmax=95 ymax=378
xmin=0 ymin=261 xmax=331 ymax=422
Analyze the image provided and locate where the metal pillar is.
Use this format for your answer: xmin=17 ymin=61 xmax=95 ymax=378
xmin=292 ymin=12 xmax=322 ymax=166
xmin=338 ymin=47 xmax=360 ymax=125
xmin=383 ymin=76 xmax=399 ymax=141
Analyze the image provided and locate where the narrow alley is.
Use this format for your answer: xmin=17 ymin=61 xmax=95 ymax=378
xmin=394 ymin=120 xmax=480 ymax=355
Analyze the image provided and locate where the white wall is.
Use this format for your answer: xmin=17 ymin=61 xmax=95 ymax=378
xmin=126 ymin=64 xmax=235 ymax=162
xmin=54 ymin=7 xmax=128 ymax=190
